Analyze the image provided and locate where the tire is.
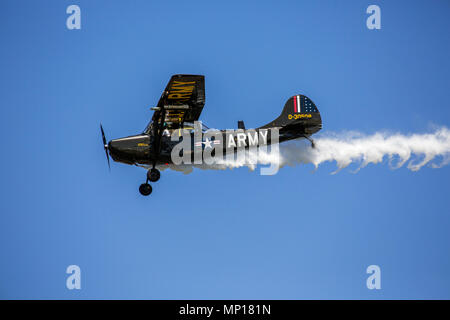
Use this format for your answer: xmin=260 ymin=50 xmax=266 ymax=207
xmin=147 ymin=168 xmax=160 ymax=182
xmin=139 ymin=183 xmax=152 ymax=196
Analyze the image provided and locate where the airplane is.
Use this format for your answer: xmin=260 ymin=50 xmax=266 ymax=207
xmin=100 ymin=74 xmax=322 ymax=196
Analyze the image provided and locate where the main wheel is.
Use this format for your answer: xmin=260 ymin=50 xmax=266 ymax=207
xmin=139 ymin=183 xmax=152 ymax=196
xmin=147 ymin=168 xmax=160 ymax=182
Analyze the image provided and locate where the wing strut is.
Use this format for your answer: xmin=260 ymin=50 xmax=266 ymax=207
xmin=151 ymin=96 xmax=167 ymax=170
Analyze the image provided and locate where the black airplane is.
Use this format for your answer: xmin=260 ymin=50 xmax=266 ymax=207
xmin=100 ymin=74 xmax=322 ymax=196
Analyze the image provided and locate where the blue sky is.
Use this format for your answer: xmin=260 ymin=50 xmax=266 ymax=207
xmin=0 ymin=0 xmax=449 ymax=299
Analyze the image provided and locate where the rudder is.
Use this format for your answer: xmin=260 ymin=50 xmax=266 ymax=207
xmin=260 ymin=95 xmax=322 ymax=134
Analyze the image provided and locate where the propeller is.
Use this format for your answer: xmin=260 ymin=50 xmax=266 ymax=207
xmin=100 ymin=124 xmax=111 ymax=171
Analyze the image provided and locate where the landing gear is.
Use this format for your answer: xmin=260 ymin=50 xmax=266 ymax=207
xmin=139 ymin=168 xmax=160 ymax=196
xmin=147 ymin=168 xmax=160 ymax=182
xmin=139 ymin=183 xmax=152 ymax=196
xmin=303 ymin=135 xmax=316 ymax=149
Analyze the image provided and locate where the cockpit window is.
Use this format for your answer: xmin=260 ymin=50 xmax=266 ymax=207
xmin=183 ymin=121 xmax=209 ymax=132
xmin=143 ymin=122 xmax=153 ymax=134
xmin=143 ymin=121 xmax=209 ymax=134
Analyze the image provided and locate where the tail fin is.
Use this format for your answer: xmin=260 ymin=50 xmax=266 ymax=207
xmin=260 ymin=95 xmax=322 ymax=135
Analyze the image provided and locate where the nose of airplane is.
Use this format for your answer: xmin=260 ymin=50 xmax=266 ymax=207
xmin=108 ymin=140 xmax=118 ymax=158
xmin=106 ymin=135 xmax=150 ymax=164
xmin=107 ymin=138 xmax=132 ymax=161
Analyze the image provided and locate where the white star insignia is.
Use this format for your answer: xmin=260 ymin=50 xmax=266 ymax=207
xmin=202 ymin=138 xmax=213 ymax=149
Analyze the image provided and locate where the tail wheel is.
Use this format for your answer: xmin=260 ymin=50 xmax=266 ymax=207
xmin=139 ymin=183 xmax=152 ymax=196
xmin=147 ymin=168 xmax=160 ymax=182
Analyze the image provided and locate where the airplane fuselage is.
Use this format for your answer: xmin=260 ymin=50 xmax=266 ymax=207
xmin=108 ymin=120 xmax=321 ymax=167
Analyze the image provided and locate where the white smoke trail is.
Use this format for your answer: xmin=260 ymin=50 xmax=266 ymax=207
xmin=159 ymin=127 xmax=450 ymax=174
xmin=282 ymin=127 xmax=450 ymax=173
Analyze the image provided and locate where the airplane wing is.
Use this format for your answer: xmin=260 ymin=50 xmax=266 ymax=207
xmin=151 ymin=74 xmax=205 ymax=127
